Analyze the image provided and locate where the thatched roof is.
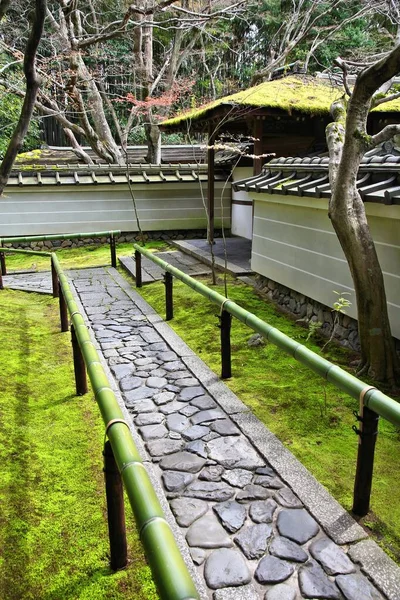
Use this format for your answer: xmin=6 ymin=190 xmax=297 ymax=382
xmin=161 ymin=75 xmax=400 ymax=129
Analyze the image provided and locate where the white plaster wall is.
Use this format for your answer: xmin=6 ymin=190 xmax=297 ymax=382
xmin=0 ymin=182 xmax=231 ymax=236
xmin=250 ymin=193 xmax=400 ymax=339
xmin=231 ymin=167 xmax=253 ymax=239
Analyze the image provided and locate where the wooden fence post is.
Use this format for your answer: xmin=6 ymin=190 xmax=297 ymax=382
xmin=164 ymin=272 xmax=173 ymax=321
xmin=103 ymin=440 xmax=128 ymax=571
xmin=0 ymin=252 xmax=6 ymax=276
xmin=352 ymin=405 xmax=379 ymax=516
xmin=220 ymin=309 xmax=232 ymax=379
xmin=51 ymin=260 xmax=59 ymax=298
xmin=135 ymin=250 xmax=142 ymax=288
xmin=110 ymin=235 xmax=117 ymax=268
xmin=71 ymin=324 xmax=88 ymax=395
xmin=59 ymin=284 xmax=69 ymax=332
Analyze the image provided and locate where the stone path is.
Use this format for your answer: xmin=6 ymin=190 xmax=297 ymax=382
xmin=120 ymin=250 xmax=211 ymax=284
xmin=172 ymin=237 xmax=253 ymax=275
xmin=62 ymin=266 xmax=396 ymax=600
xmin=3 ymin=271 xmax=52 ymax=294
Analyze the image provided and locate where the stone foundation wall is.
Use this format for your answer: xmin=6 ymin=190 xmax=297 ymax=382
xmin=2 ymin=229 xmax=228 ymax=251
xmin=254 ymin=274 xmax=361 ymax=352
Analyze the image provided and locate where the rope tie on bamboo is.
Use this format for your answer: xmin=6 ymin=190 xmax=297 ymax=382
xmin=104 ymin=418 xmax=130 ymax=443
xmin=219 ymin=298 xmax=230 ymax=316
xmin=353 ymin=386 xmax=377 ymax=444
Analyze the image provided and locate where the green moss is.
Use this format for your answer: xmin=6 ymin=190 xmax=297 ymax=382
xmin=353 ymin=129 xmax=373 ymax=146
xmin=0 ymin=290 xmax=158 ymax=599
xmin=162 ymin=75 xmax=400 ymax=128
xmin=2 ymin=241 xmax=169 ymax=273
xmin=137 ymin=275 xmax=400 ymax=563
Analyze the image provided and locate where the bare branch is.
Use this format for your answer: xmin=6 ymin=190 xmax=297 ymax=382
xmin=371 ymin=123 xmax=400 ymax=147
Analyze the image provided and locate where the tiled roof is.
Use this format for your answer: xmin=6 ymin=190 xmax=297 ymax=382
xmin=14 ymin=144 xmax=239 ymax=169
xmin=7 ymin=164 xmax=230 ymax=187
xmin=234 ymin=151 xmax=400 ymax=204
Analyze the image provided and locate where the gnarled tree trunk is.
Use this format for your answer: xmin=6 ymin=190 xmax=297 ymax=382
xmin=327 ymin=47 xmax=400 ymax=385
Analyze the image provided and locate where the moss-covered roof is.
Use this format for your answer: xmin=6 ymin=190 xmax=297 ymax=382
xmin=162 ymin=75 xmax=400 ymax=128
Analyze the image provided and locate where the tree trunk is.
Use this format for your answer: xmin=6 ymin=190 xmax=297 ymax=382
xmin=0 ymin=0 xmax=46 ymax=194
xmin=144 ymin=118 xmax=161 ymax=164
xmin=329 ymin=187 xmax=399 ymax=383
xmin=327 ymin=52 xmax=400 ymax=384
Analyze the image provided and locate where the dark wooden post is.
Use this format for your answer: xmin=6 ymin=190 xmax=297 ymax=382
xmin=220 ymin=309 xmax=232 ymax=379
xmin=164 ymin=272 xmax=173 ymax=321
xmin=110 ymin=235 xmax=117 ymax=268
xmin=51 ymin=260 xmax=59 ymax=298
xmin=253 ymin=117 xmax=264 ymax=176
xmin=0 ymin=269 xmax=3 ymax=290
xmin=71 ymin=324 xmax=88 ymax=395
xmin=352 ymin=405 xmax=379 ymax=516
xmin=0 ymin=251 xmax=6 ymax=276
xmin=59 ymin=284 xmax=69 ymax=332
xmin=135 ymin=250 xmax=142 ymax=288
xmin=207 ymin=123 xmax=215 ymax=245
xmin=103 ymin=440 xmax=128 ymax=571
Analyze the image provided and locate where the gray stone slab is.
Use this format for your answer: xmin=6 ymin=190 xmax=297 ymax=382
xmin=277 ymin=509 xmax=319 ymax=545
xmin=235 ymin=523 xmax=272 ymax=560
xmin=170 ymin=498 xmax=209 ymax=527
xmin=153 ymin=391 xmax=175 ymax=405
xmin=199 ymin=465 xmax=224 ymax=482
xmin=119 ymin=376 xmax=142 ymax=392
xmin=166 ymin=413 xmax=190 ymax=433
xmin=207 ymin=436 xmax=264 ymax=470
xmin=162 ymin=470 xmax=195 ymax=492
xmin=265 ymin=583 xmax=297 ymax=600
xmin=255 ymin=555 xmax=295 ymax=585
xmin=185 ymin=440 xmax=208 ymax=458
xmin=221 ymin=469 xmax=253 ymax=489
xmin=183 ymin=481 xmax=235 ymax=502
xmin=146 ymin=438 xmax=183 ymax=457
xmin=336 ymin=573 xmax=384 ymax=600
xmin=159 ymin=400 xmax=187 ymax=415
xmin=210 ymin=419 xmax=241 ymax=436
xmin=213 ymin=501 xmax=247 ymax=534
xmin=230 ymin=411 xmax=367 ymax=545
xmin=159 ymin=451 xmax=206 ymax=473
xmin=309 ymin=537 xmax=355 ymax=575
xmin=186 ymin=514 xmax=233 ymax=549
xmin=204 ymin=548 xmax=251 ymax=589
xmin=191 ymin=409 xmax=226 ymax=425
xmin=348 ymin=540 xmax=400 ymax=600
xmin=274 ymin=487 xmax=302 ymax=508
xmin=191 ymin=395 xmax=218 ymax=410
xmin=269 ymin=536 xmax=308 ymax=563
xmin=190 ymin=547 xmax=207 ymax=566
xmin=178 ymin=386 xmax=205 ymax=401
xmin=249 ymin=499 xmax=278 ymax=524
xmin=182 ymin=425 xmax=210 ymax=441
xmin=135 ymin=413 xmax=164 ymax=427
xmin=236 ymin=485 xmax=272 ymax=503
xmin=146 ymin=376 xmax=168 ymax=389
xmin=139 ymin=424 xmax=168 ymax=441
xmin=298 ymin=561 xmax=340 ymax=599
